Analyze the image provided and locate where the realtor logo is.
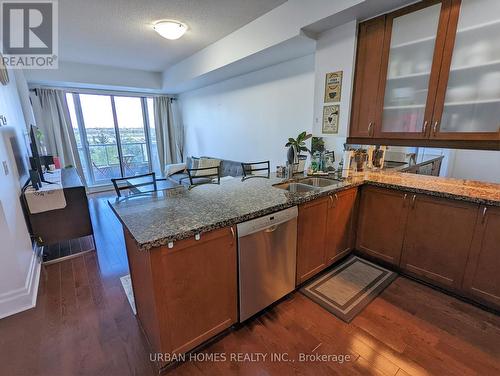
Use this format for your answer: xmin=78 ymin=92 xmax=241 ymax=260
xmin=1 ymin=0 xmax=58 ymax=68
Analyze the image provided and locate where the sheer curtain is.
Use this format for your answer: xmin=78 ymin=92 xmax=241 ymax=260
xmin=37 ymin=88 xmax=86 ymax=184
xmin=153 ymin=96 xmax=183 ymax=176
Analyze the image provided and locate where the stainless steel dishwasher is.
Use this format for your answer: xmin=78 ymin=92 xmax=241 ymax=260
xmin=237 ymin=206 xmax=298 ymax=322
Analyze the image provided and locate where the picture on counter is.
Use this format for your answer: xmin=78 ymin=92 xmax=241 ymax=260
xmin=322 ymin=105 xmax=339 ymax=134
xmin=324 ymin=71 xmax=343 ymax=102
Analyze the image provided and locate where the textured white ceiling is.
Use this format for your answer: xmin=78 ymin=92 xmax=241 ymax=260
xmin=58 ymin=0 xmax=287 ymax=72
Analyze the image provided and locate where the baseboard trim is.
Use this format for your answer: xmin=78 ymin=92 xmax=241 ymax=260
xmin=0 ymin=251 xmax=41 ymax=319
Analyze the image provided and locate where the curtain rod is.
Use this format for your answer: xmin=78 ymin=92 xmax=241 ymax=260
xmin=28 ymin=85 xmax=177 ymax=100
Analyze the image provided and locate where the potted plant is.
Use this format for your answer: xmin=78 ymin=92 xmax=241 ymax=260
xmin=285 ymin=131 xmax=312 ymax=172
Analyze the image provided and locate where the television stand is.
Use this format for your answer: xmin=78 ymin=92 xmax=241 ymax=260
xmin=21 ymin=167 xmax=95 ymax=247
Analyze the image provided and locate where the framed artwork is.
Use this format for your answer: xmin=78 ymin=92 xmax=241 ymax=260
xmin=324 ymin=71 xmax=342 ymax=103
xmin=322 ymin=105 xmax=339 ymax=134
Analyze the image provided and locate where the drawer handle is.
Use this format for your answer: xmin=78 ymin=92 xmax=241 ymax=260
xmin=403 ymin=193 xmax=408 ymax=200
xmin=411 ymin=194 xmax=417 ymax=209
xmin=482 ymin=207 xmax=488 ymax=224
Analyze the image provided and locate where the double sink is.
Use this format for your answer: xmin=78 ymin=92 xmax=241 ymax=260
xmin=274 ymin=177 xmax=342 ymax=193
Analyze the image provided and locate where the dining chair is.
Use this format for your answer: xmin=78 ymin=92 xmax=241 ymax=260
xmin=111 ymin=172 xmax=157 ymax=197
xmin=241 ymin=161 xmax=270 ymax=181
xmin=186 ymin=165 xmax=221 ymax=189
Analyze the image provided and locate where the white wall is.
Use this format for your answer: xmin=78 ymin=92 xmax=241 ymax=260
xmin=447 ymin=149 xmax=500 ymax=183
xmin=178 ymin=54 xmax=315 ymax=168
xmin=0 ymin=70 xmax=41 ymax=319
xmin=312 ymin=21 xmax=357 ymax=162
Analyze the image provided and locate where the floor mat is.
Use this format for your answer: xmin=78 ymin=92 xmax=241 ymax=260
xmin=301 ymin=256 xmax=397 ymax=322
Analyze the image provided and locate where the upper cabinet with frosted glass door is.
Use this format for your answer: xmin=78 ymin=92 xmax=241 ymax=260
xmin=376 ymin=1 xmax=451 ymax=140
xmin=349 ymin=0 xmax=499 ymax=149
xmin=431 ymin=0 xmax=500 ymax=141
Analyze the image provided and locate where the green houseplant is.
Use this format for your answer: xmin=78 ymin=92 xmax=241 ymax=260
xmin=285 ymin=131 xmax=312 ymax=164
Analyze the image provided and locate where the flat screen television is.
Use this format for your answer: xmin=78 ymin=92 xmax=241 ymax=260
xmin=29 ymin=124 xmax=44 ymax=183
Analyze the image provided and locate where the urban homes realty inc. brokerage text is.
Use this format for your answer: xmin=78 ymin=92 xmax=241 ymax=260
xmin=150 ymin=351 xmax=353 ymax=364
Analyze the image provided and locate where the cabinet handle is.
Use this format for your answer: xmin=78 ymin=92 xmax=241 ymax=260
xmin=482 ymin=207 xmax=488 ymax=224
xmin=433 ymin=121 xmax=439 ymax=135
xmin=403 ymin=193 xmax=408 ymax=201
xmin=328 ymin=195 xmax=334 ymax=207
xmin=368 ymin=122 xmax=373 ymax=136
xmin=411 ymin=194 xmax=417 ymax=209
xmin=230 ymin=227 xmax=235 ymax=239
xmin=422 ymin=121 xmax=428 ymax=135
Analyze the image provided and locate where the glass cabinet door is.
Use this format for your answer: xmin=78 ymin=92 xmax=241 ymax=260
xmin=377 ymin=2 xmax=445 ymax=138
xmin=432 ymin=0 xmax=500 ymax=140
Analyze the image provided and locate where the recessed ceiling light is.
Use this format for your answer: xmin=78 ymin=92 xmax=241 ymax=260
xmin=153 ymin=20 xmax=188 ymax=40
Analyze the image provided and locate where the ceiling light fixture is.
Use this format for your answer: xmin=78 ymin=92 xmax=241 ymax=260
xmin=153 ymin=20 xmax=188 ymax=40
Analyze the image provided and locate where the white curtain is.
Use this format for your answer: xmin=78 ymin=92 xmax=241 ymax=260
xmin=37 ymin=88 xmax=86 ymax=184
xmin=153 ymin=96 xmax=183 ymax=175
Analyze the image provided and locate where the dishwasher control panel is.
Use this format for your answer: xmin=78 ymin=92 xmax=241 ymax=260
xmin=237 ymin=206 xmax=298 ymax=237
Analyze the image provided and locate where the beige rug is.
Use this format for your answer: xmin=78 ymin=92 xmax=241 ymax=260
xmin=301 ymin=256 xmax=397 ymax=322
xmin=120 ymin=274 xmax=136 ymax=315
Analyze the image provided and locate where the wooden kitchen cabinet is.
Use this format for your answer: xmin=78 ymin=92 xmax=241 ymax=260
xmin=462 ymin=206 xmax=500 ymax=308
xmin=350 ymin=16 xmax=386 ymax=138
xmin=296 ymin=188 xmax=359 ymax=285
xmin=355 ymin=186 xmax=499 ymax=310
xmin=124 ymin=226 xmax=237 ymax=362
xmin=356 ymin=186 xmax=409 ymax=266
xmin=400 ymin=194 xmax=478 ymax=290
xmin=431 ymin=0 xmax=500 ymax=142
xmin=296 ymin=197 xmax=329 ymax=284
xmin=325 ymin=188 xmax=358 ymax=265
xmin=375 ymin=0 xmax=450 ymax=140
xmin=348 ymin=0 xmax=500 ymax=149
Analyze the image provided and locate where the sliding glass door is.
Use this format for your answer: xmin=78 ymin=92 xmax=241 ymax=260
xmin=67 ymin=92 xmax=155 ymax=187
xmin=79 ymin=94 xmax=121 ymax=184
xmin=114 ymin=96 xmax=151 ymax=177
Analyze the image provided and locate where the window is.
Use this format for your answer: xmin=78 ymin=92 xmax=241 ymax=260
xmin=66 ymin=92 xmax=157 ymax=187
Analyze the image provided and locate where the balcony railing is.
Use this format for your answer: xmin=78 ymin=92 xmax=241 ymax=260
xmin=78 ymin=142 xmax=151 ymax=184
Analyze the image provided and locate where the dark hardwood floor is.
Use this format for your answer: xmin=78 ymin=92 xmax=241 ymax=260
xmin=1 ymin=192 xmax=499 ymax=376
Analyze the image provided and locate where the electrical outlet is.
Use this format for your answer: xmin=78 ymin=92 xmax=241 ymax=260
xmin=2 ymin=161 xmax=8 ymax=175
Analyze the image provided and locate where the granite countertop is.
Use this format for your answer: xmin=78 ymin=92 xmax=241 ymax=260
xmin=109 ymin=172 xmax=500 ymax=251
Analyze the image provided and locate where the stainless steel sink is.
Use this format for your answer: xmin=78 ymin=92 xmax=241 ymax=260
xmin=274 ymin=182 xmax=319 ymax=193
xmin=298 ymin=177 xmax=341 ymax=187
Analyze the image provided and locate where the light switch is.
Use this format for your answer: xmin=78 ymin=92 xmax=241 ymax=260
xmin=2 ymin=161 xmax=8 ymax=175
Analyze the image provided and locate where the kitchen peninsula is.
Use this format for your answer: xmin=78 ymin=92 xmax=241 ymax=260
xmin=110 ymin=172 xmax=500 ymax=367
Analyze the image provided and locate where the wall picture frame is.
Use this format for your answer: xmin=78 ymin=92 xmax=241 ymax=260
xmin=322 ymin=105 xmax=339 ymax=134
xmin=324 ymin=71 xmax=342 ymax=103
